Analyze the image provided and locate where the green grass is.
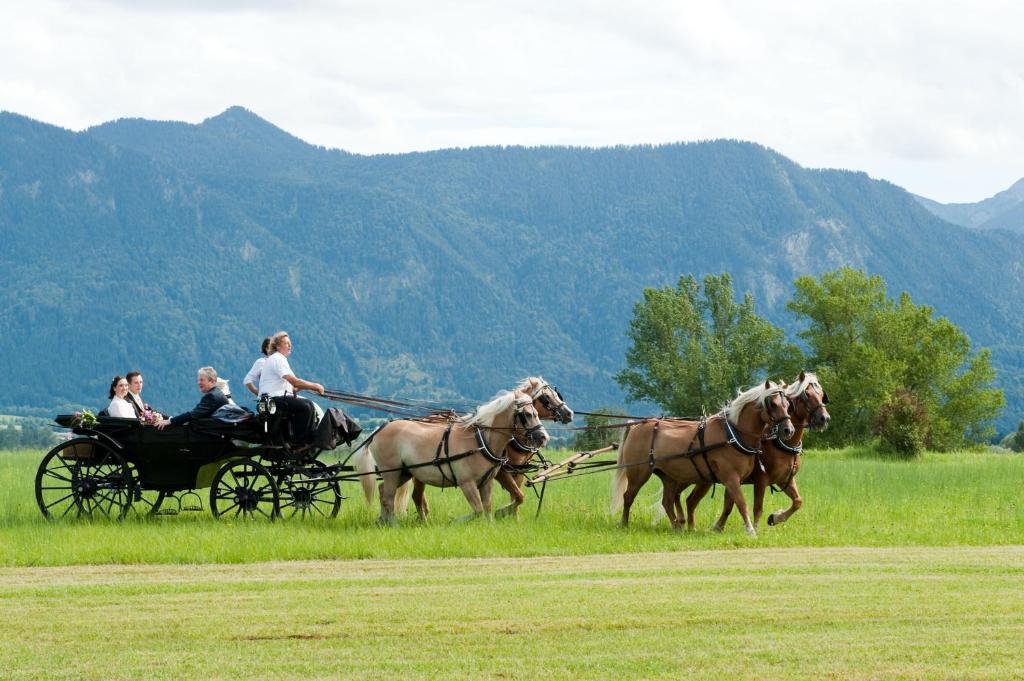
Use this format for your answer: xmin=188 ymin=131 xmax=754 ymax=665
xmin=1 ymin=547 xmax=1023 ymax=679
xmin=1 ymin=447 xmax=1022 ymax=566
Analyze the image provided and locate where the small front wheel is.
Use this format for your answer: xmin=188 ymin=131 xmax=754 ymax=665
xmin=278 ymin=460 xmax=342 ymax=520
xmin=210 ymin=459 xmax=280 ymax=520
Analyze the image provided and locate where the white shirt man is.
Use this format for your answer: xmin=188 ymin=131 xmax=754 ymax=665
xmin=258 ymin=352 xmax=295 ymax=397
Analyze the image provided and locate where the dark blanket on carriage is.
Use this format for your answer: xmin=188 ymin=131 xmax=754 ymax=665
xmin=192 ymin=405 xmax=362 ymax=449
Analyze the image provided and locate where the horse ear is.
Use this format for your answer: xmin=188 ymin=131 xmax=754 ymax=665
xmin=799 ymin=370 xmax=806 ymax=382
xmin=764 ymin=379 xmax=771 ymax=390
xmin=822 ymin=391 xmax=830 ymax=404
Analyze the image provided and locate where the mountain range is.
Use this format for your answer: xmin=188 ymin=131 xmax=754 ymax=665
xmin=2 ymin=106 xmax=1024 ymax=433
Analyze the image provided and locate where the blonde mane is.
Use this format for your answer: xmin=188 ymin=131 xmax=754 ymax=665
xmin=461 ymin=390 xmax=523 ymax=428
xmin=785 ymin=372 xmax=821 ymax=399
xmin=514 ymin=376 xmax=547 ymax=396
xmin=723 ymin=380 xmax=784 ymax=423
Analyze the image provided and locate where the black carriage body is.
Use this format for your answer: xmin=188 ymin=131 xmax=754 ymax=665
xmin=57 ymin=415 xmax=244 ymax=491
xmin=40 ymin=412 xmax=351 ymax=520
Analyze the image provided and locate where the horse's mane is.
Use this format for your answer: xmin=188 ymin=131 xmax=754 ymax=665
xmin=785 ymin=372 xmax=821 ymax=398
xmin=513 ymin=376 xmax=546 ymax=394
xmin=461 ymin=390 xmax=520 ymax=428
xmin=723 ymin=380 xmax=783 ymax=423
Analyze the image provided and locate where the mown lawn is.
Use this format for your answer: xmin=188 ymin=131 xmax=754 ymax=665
xmin=0 ymin=447 xmax=1022 ymax=566
xmin=1 ymin=547 xmax=1022 ymax=679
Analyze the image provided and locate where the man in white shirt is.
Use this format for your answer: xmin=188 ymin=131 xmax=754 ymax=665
xmin=258 ymin=331 xmax=325 ymax=444
xmin=243 ymin=337 xmax=272 ymax=396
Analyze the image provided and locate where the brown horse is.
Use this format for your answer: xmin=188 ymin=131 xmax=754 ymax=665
xmin=365 ymin=388 xmax=549 ymax=523
xmin=403 ymin=378 xmax=573 ymax=520
xmin=609 ymin=381 xmax=793 ymax=537
xmin=679 ymin=371 xmax=830 ymax=531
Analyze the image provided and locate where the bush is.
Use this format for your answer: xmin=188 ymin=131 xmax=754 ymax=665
xmin=874 ymin=389 xmax=927 ymax=458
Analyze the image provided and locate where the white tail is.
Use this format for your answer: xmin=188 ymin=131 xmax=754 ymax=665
xmin=355 ymin=447 xmax=377 ymax=505
xmin=608 ymin=425 xmax=631 ymax=515
xmin=395 ymin=480 xmax=412 ymax=515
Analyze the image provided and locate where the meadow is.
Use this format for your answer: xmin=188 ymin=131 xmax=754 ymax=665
xmin=1 ymin=446 xmax=1022 ymax=566
xmin=3 ymin=447 xmax=1023 ymax=679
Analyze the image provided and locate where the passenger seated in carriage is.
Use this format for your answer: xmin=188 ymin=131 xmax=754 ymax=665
xmin=126 ymin=371 xmax=162 ymax=420
xmin=156 ymin=366 xmax=229 ymax=430
xmin=257 ymin=331 xmax=324 ymax=445
xmin=106 ymin=375 xmax=136 ymax=418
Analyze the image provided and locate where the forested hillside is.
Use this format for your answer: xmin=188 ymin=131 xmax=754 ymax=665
xmin=3 ymin=107 xmax=1024 ymax=433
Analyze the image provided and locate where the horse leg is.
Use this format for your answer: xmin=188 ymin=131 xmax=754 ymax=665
xmin=456 ymin=481 xmax=485 ymax=521
xmin=685 ymin=483 xmax=712 ymax=531
xmin=494 ymin=469 xmax=525 ymax=519
xmin=658 ymin=477 xmax=681 ymax=530
xmin=620 ymin=468 xmax=653 ymax=527
xmin=479 ymin=478 xmax=495 ymax=520
xmin=377 ymin=472 xmax=409 ymax=525
xmin=411 ymin=479 xmax=430 ymax=522
xmin=752 ymin=477 xmax=767 ymax=526
xmin=768 ymin=478 xmax=803 ymax=526
xmin=721 ymin=474 xmax=756 ymax=537
xmin=711 ymin=492 xmax=735 ymax=533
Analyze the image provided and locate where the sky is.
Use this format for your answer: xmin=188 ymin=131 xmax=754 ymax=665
xmin=2 ymin=0 xmax=1023 ymax=203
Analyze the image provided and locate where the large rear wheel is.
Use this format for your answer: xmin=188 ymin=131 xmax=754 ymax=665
xmin=210 ymin=459 xmax=280 ymax=520
xmin=35 ymin=439 xmax=134 ymax=520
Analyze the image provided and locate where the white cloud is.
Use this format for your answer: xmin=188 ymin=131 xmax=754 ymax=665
xmin=2 ymin=0 xmax=1024 ymax=201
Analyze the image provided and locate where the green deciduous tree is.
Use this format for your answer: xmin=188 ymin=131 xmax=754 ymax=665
xmin=616 ymin=273 xmax=801 ymax=416
xmin=788 ymin=267 xmax=1004 ymax=449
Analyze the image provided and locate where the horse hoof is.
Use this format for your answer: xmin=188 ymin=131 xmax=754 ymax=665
xmin=767 ymin=514 xmax=777 ymax=526
xmin=711 ymin=524 xmax=724 ymax=533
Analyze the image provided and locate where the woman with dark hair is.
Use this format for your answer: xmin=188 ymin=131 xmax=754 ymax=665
xmin=243 ymin=337 xmax=272 ymax=397
xmin=107 ymin=375 xmax=136 ymax=418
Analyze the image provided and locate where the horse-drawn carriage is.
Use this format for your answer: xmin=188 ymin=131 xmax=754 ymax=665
xmin=36 ymin=401 xmax=360 ymax=521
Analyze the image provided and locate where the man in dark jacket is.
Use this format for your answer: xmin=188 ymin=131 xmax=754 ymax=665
xmin=157 ymin=366 xmax=229 ymax=429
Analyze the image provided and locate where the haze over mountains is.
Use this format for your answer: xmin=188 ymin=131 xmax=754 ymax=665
xmin=2 ymin=106 xmax=1024 ymax=432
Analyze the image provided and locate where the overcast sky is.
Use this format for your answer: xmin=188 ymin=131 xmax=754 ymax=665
xmin=2 ymin=0 xmax=1022 ymax=203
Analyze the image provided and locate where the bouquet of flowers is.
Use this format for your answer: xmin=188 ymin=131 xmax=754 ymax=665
xmin=140 ymin=408 xmax=162 ymax=426
xmin=71 ymin=410 xmax=98 ymax=429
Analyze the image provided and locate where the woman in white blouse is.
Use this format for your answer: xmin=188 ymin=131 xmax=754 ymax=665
xmin=107 ymin=375 xmax=136 ymax=419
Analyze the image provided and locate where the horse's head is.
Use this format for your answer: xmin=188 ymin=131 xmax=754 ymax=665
xmin=513 ymin=392 xmax=550 ymax=448
xmin=786 ymin=370 xmax=830 ymax=431
xmin=758 ymin=380 xmax=795 ymax=441
xmin=523 ymin=377 xmax=574 ymax=424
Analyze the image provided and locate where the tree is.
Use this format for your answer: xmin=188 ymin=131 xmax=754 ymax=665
xmin=572 ymin=408 xmax=618 ymax=452
xmin=616 ymin=273 xmax=801 ymax=416
xmin=788 ymin=267 xmax=1004 ymax=449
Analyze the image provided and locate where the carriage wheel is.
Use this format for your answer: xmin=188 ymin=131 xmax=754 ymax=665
xmin=210 ymin=459 xmax=280 ymax=520
xmin=35 ymin=439 xmax=134 ymax=520
xmin=278 ymin=460 xmax=342 ymax=520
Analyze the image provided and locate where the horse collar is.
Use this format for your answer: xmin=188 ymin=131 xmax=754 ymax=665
xmin=724 ymin=418 xmax=761 ymax=456
xmin=772 ymin=435 xmax=803 ymax=456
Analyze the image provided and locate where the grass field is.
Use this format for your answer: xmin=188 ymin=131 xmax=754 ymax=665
xmin=1 ymin=447 xmax=1022 ymax=566
xmin=2 ymin=547 xmax=1022 ymax=679
xmin=2 ymin=447 xmax=1024 ymax=678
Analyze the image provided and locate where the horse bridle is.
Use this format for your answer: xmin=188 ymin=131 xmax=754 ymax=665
xmin=529 ymin=381 xmax=572 ymax=424
xmin=760 ymin=389 xmax=794 ymax=440
xmin=511 ymin=396 xmax=546 ymax=448
xmin=794 ymin=382 xmax=829 ymax=427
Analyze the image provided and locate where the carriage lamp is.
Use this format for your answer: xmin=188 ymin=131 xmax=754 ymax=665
xmin=257 ymin=394 xmax=277 ymax=416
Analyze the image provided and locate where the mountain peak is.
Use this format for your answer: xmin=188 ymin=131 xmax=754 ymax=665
xmin=199 ymin=105 xmax=308 ymax=151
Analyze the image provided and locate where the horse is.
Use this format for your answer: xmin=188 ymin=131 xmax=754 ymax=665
xmin=359 ymin=377 xmax=572 ymax=521
xmin=678 ymin=371 xmax=830 ymax=531
xmin=609 ymin=380 xmax=794 ymax=537
xmin=366 ymin=388 xmax=549 ymax=524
